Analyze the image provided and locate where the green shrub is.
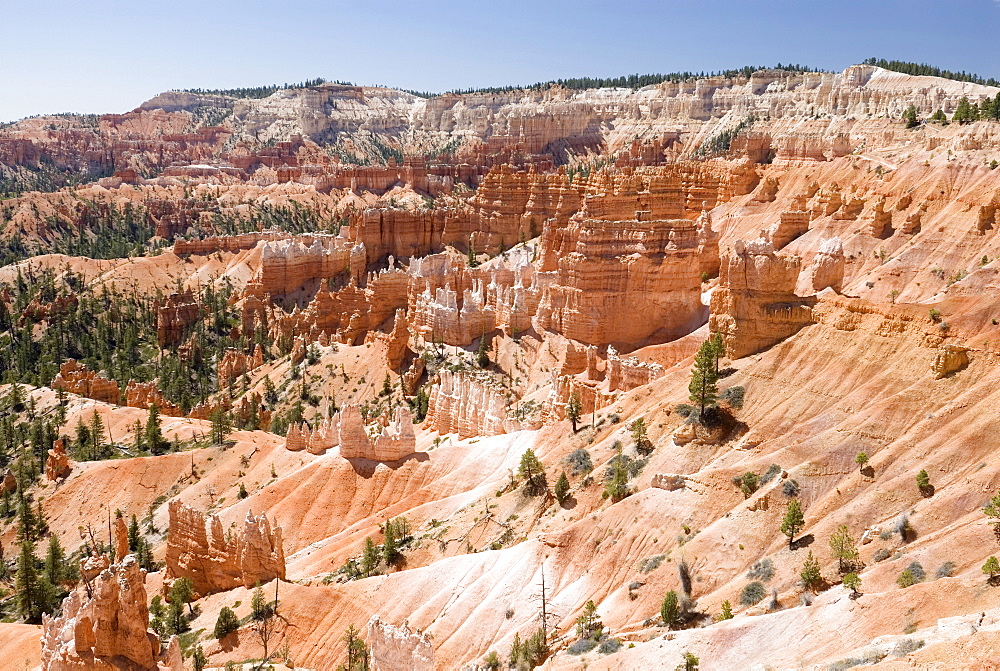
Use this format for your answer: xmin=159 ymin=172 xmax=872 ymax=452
xmin=747 ymin=559 xmax=774 ymax=582
xmin=599 ymin=638 xmax=622 ymax=654
xmin=760 ymin=464 xmax=782 ymax=485
xmin=739 ymin=581 xmax=767 ymax=606
xmin=565 ymin=448 xmax=593 ymax=476
xmin=935 ymin=561 xmax=956 ymax=579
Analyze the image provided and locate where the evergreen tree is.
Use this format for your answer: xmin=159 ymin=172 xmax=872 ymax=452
xmin=383 ymin=522 xmax=400 ymax=568
xmin=929 ymin=108 xmax=949 ymax=124
xmin=128 ymin=514 xmax=141 ymax=551
xmin=149 ymin=595 xmax=167 ymax=638
xmin=842 ymin=572 xmax=862 ymax=596
xmin=214 ymin=606 xmax=240 ymax=639
xmin=476 ymin=332 xmax=491 ymax=368
xmin=984 ymin=492 xmax=1000 ymax=542
xmin=554 ymin=472 xmax=570 ymax=504
xmin=209 ymin=406 xmax=231 ymax=445
xmin=360 ymin=537 xmax=379 ymax=577
xmin=192 ymin=645 xmax=207 ymax=671
xmin=984 ymin=556 xmax=1000 ymax=581
xmin=688 ymin=339 xmax=719 ymax=416
xmin=800 ymin=551 xmax=823 ymax=592
xmin=15 ymin=539 xmax=45 ymax=623
xmin=145 ymin=403 xmax=168 ymax=454
xmin=518 ymin=449 xmax=547 ymax=495
xmin=171 ymin=576 xmax=195 ymax=616
xmin=718 ymin=600 xmax=734 ymax=621
xmin=902 ymin=105 xmax=920 ymax=129
xmin=855 ymin=452 xmax=869 ymax=471
xmin=828 ymin=524 xmax=859 ymax=574
xmin=954 ymin=96 xmax=978 ymax=124
xmin=342 ymin=623 xmax=369 ymax=670
xmin=566 ymin=391 xmax=582 ymax=433
xmin=263 ymin=375 xmax=278 ymax=405
xmin=88 ymin=409 xmax=105 ymax=460
xmin=781 ymin=499 xmax=805 ymax=549
xmin=630 ymin=417 xmax=651 ymax=453
xmin=43 ymin=534 xmax=65 ymax=587
xmin=917 ymin=469 xmax=933 ymax=496
xmin=661 ymin=590 xmax=680 ymax=629
xmin=575 ymin=599 xmax=601 ymax=638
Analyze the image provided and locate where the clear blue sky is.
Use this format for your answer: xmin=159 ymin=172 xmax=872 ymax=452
xmin=2 ymin=0 xmax=998 ymax=122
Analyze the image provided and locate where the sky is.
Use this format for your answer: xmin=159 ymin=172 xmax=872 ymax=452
xmin=1 ymin=0 xmax=999 ymax=122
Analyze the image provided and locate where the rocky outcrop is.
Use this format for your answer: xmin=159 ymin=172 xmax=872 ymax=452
xmin=425 ymin=370 xmax=512 ymax=439
xmin=287 ymin=403 xmax=416 ymax=460
xmin=124 ymin=381 xmax=183 ymax=417
xmin=932 ymin=344 xmax=969 ymax=379
xmin=164 ymin=500 xmax=285 ymax=596
xmin=217 ymin=345 xmax=264 ymax=389
xmin=155 ymin=291 xmax=201 ymax=348
xmin=52 ymin=360 xmax=119 ymax=404
xmin=40 ymin=556 xmax=174 ymax=670
xmin=45 ymin=438 xmax=70 ymax=481
xmin=709 ymin=239 xmax=815 ymax=359
xmin=651 ymin=474 xmax=687 ymax=491
xmin=606 ymin=347 xmax=666 ymax=392
xmin=797 ymin=237 xmax=845 ymax=294
xmin=371 ymin=406 xmax=417 ymax=461
xmin=366 ymin=616 xmax=435 ymax=671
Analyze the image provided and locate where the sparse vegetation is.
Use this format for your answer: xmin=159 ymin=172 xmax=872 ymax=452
xmin=739 ymin=581 xmax=767 ymax=606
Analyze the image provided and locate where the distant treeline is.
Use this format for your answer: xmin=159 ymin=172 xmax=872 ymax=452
xmin=170 ymin=65 xmax=827 ymax=102
xmin=442 ymin=64 xmax=824 ymax=96
xmin=178 ymin=77 xmax=344 ymax=99
xmin=864 ymin=58 xmax=1000 ymax=88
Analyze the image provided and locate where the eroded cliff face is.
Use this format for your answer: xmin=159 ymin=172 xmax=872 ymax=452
xmin=40 ymin=557 xmax=176 ymax=670
xmin=164 ymin=500 xmax=285 ymax=596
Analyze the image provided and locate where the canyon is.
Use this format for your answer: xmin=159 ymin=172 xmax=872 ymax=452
xmin=0 ymin=63 xmax=999 ymax=670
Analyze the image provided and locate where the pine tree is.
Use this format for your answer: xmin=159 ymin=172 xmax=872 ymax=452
xmin=192 ymin=645 xmax=207 ymax=671
xmin=829 ymin=524 xmax=859 ymax=574
xmin=781 ymin=499 xmax=805 ymax=549
xmin=128 ymin=514 xmax=141 ymax=551
xmin=903 ymin=104 xmax=920 ymax=129
xmin=214 ymin=605 xmax=240 ymax=639
xmin=718 ymin=600 xmax=734 ymax=621
xmin=518 ymin=449 xmax=547 ymax=495
xmin=566 ymin=391 xmax=582 ymax=433
xmin=360 ymin=537 xmax=379 ymax=577
xmin=88 ymin=409 xmax=105 ymax=460
xmin=917 ymin=469 xmax=932 ymax=496
xmin=842 ymin=572 xmax=862 ymax=596
xmin=342 ymin=623 xmax=369 ymax=670
xmin=383 ymin=522 xmax=399 ymax=568
xmin=929 ymin=108 xmax=949 ymax=124
xmin=984 ymin=492 xmax=1000 ymax=542
xmin=661 ymin=590 xmax=680 ymax=629
xmin=15 ymin=539 xmax=44 ymax=623
xmin=554 ymin=472 xmax=570 ymax=504
xmin=145 ymin=403 xmax=168 ymax=454
xmin=630 ymin=417 xmax=650 ymax=453
xmin=855 ymin=452 xmax=869 ymax=471
xmin=43 ymin=534 xmax=65 ymax=587
xmin=210 ymin=406 xmax=231 ymax=445
xmin=954 ymin=96 xmax=978 ymax=124
xmin=575 ymin=600 xmax=601 ymax=638
xmin=688 ymin=339 xmax=719 ymax=417
xmin=800 ymin=551 xmax=822 ymax=592
xmin=984 ymin=556 xmax=1000 ymax=581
